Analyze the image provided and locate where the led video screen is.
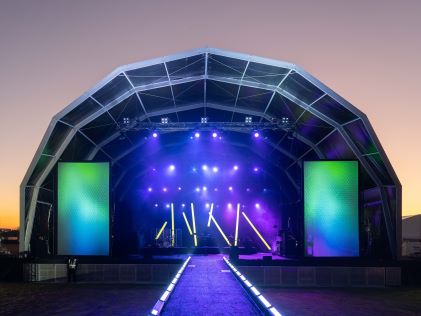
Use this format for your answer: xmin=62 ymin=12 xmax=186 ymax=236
xmin=57 ymin=162 xmax=109 ymax=255
xmin=304 ymin=161 xmax=359 ymax=257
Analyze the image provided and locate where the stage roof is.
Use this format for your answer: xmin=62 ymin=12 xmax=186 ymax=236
xmin=20 ymin=48 xmax=401 ymax=256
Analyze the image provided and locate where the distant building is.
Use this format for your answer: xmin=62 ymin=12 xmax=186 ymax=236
xmin=402 ymin=215 xmax=421 ymax=257
xmin=0 ymin=229 xmax=19 ymax=256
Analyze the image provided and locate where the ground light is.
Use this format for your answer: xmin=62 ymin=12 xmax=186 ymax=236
xmin=150 ymin=256 xmax=191 ymax=315
xmin=223 ymin=257 xmax=282 ymax=316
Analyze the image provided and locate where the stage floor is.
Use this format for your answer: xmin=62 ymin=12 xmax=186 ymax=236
xmin=238 ymin=252 xmax=288 ymax=261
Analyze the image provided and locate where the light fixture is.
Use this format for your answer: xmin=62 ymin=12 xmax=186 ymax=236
xmin=194 ymin=132 xmax=200 ymax=138
xmin=209 ymin=213 xmax=232 ymax=246
xmin=201 ymin=117 xmax=208 ymax=123
xmin=171 ymin=203 xmax=175 ymax=247
xmin=242 ymin=211 xmax=271 ymax=251
xmin=191 ymin=203 xmax=198 ymax=246
xmin=155 ymin=221 xmax=168 ymax=240
xmin=245 ymin=116 xmax=252 ymax=123
xmin=161 ymin=117 xmax=169 ymax=124
xmin=234 ymin=203 xmax=240 ymax=246
xmin=152 ymin=132 xmax=158 ymax=138
xmin=182 ymin=212 xmax=193 ymax=235
xmin=253 ymin=132 xmax=260 ymax=138
xmin=212 ymin=132 xmax=218 ymax=138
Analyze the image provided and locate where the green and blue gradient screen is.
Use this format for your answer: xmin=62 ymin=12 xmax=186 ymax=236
xmin=57 ymin=162 xmax=110 ymax=255
xmin=304 ymin=161 xmax=359 ymax=257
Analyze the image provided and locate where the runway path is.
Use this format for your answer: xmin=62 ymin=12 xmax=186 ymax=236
xmin=162 ymin=254 xmax=261 ymax=315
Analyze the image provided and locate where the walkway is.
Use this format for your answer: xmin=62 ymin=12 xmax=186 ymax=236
xmin=162 ymin=254 xmax=261 ymax=316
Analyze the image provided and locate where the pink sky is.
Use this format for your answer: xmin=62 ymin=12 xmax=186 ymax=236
xmin=0 ymin=0 xmax=420 ymax=228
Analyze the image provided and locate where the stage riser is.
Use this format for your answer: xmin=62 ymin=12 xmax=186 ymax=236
xmin=238 ymin=266 xmax=401 ymax=287
xmin=24 ymin=264 xmax=401 ymax=287
xmin=24 ymin=263 xmax=178 ymax=284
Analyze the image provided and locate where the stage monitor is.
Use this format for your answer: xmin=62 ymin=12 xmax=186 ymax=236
xmin=304 ymin=161 xmax=359 ymax=257
xmin=57 ymin=162 xmax=110 ymax=255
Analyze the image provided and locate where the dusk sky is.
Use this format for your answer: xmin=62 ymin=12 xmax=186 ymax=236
xmin=1 ymin=0 xmax=420 ymax=228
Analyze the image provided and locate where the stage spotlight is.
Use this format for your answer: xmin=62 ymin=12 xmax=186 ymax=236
xmin=202 ymin=164 xmax=208 ymax=171
xmin=209 ymin=214 xmax=232 ymax=246
xmin=242 ymin=211 xmax=271 ymax=251
xmin=202 ymin=186 xmax=207 ymax=192
xmin=246 ymin=188 xmax=251 ymax=192
xmin=255 ymin=203 xmax=260 ymax=209
xmin=191 ymin=203 xmax=198 ymax=247
xmin=212 ymin=132 xmax=218 ymax=138
xmin=182 ymin=212 xmax=193 ymax=235
xmin=152 ymin=132 xmax=158 ymax=138
xmin=207 ymin=203 xmax=214 ymax=227
xmin=227 ymin=203 xmax=232 ymax=208
xmin=181 ymin=203 xmax=186 ymax=208
xmin=171 ymin=203 xmax=175 ymax=247
xmin=201 ymin=117 xmax=208 ymax=123
xmin=178 ymin=186 xmax=182 ymax=191
xmin=154 ymin=203 xmax=158 ymax=208
xmin=192 ymin=167 xmax=197 ymax=172
xmin=214 ymin=188 xmax=218 ymax=192
xmin=194 ymin=132 xmax=200 ymax=138
xmin=166 ymin=204 xmax=170 ymax=208
xmin=254 ymin=167 xmax=259 ymax=172
xmin=233 ymin=165 xmax=239 ymax=171
xmin=148 ymin=187 xmax=152 ymax=192
xmin=245 ymin=116 xmax=252 ymax=123
xmin=155 ymin=221 xmax=168 ymax=240
xmin=161 ymin=117 xmax=169 ymax=124
xmin=195 ymin=187 xmax=200 ymax=192
xmin=163 ymin=187 xmax=168 ymax=192
xmin=206 ymin=203 xmax=210 ymax=208
xmin=253 ymin=132 xmax=260 ymax=138
xmin=212 ymin=166 xmax=218 ymax=173
xmin=235 ymin=203 xmax=240 ymax=246
xmin=228 ymin=186 xmax=233 ymax=191
xmin=169 ymin=165 xmax=175 ymax=171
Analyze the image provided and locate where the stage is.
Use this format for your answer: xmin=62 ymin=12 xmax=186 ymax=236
xmin=25 ymin=253 xmax=401 ymax=288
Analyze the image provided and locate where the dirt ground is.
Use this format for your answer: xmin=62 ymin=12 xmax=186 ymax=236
xmin=0 ymin=283 xmax=420 ymax=315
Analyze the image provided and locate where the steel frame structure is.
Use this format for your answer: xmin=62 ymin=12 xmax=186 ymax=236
xmin=20 ymin=48 xmax=401 ymax=258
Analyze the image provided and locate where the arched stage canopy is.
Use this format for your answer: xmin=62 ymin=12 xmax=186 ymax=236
xmin=20 ymin=48 xmax=401 ymax=258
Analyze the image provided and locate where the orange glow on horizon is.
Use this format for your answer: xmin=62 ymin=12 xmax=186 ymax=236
xmin=1 ymin=1 xmax=421 ymax=230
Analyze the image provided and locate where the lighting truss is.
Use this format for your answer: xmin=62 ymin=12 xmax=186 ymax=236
xmin=118 ymin=121 xmax=294 ymax=133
